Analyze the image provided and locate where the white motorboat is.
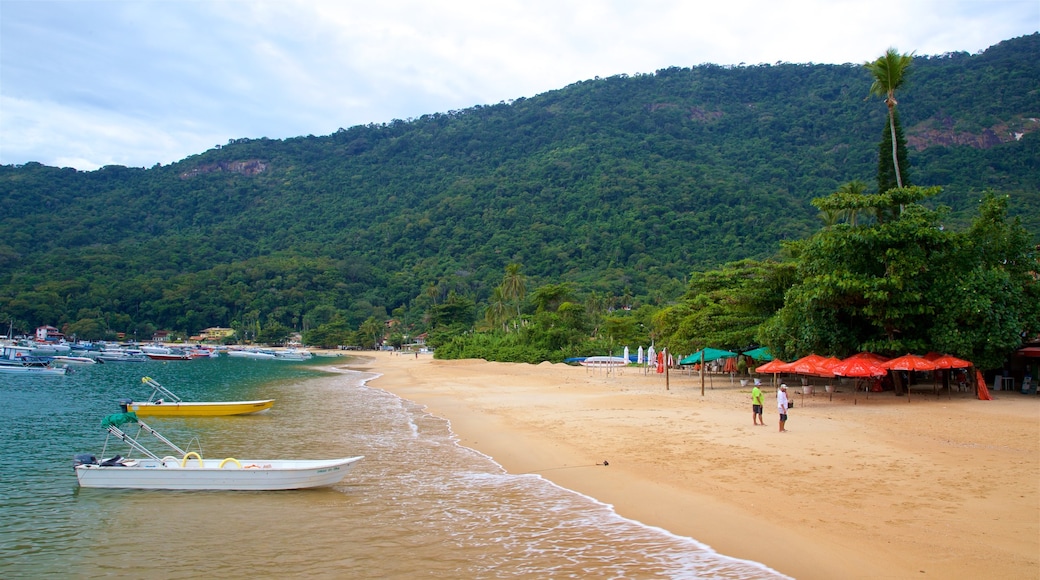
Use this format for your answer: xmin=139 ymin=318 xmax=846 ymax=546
xmin=226 ymin=349 xmax=277 ymax=360
xmin=0 ymin=362 xmax=68 ymax=375
xmin=274 ymin=348 xmax=313 ymax=361
xmin=0 ymin=345 xmax=68 ymax=375
xmin=51 ymin=355 xmax=98 ymax=365
xmin=95 ymin=349 xmax=148 ymax=363
xmin=74 ymin=412 xmax=363 ymax=490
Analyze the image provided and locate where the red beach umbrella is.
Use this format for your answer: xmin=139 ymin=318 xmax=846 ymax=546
xmin=754 ymin=359 xmax=787 ymax=373
xmin=845 ymin=351 xmax=890 ymax=363
xmin=929 ymin=354 xmax=973 ymax=369
xmin=830 ymin=357 xmax=888 ymax=377
xmin=881 ymin=354 xmax=937 ymax=372
xmin=776 ymin=354 xmax=834 ymax=377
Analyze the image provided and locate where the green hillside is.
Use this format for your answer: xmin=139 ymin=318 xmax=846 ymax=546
xmin=1 ymin=33 xmax=1037 ymax=341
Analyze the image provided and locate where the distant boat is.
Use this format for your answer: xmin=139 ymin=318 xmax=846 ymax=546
xmin=579 ymin=356 xmax=629 ymax=367
xmin=51 ymin=355 xmax=98 ymax=365
xmin=274 ymin=348 xmax=313 ymax=361
xmin=95 ymin=349 xmax=148 ymax=363
xmin=0 ymin=363 xmax=68 ymax=375
xmin=227 ymin=349 xmax=277 ymax=360
xmin=145 ymin=350 xmax=193 ymax=361
xmin=0 ymin=346 xmax=67 ymax=375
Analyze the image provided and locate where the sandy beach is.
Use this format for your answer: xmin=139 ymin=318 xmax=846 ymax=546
xmin=343 ymin=352 xmax=1039 ymax=579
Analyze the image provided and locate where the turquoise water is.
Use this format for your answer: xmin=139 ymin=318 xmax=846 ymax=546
xmin=0 ymin=356 xmax=787 ymax=579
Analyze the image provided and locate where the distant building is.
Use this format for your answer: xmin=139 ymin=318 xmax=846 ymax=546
xmin=152 ymin=330 xmax=172 ymax=342
xmin=35 ymin=325 xmax=64 ymax=342
xmin=199 ymin=327 xmax=235 ymax=342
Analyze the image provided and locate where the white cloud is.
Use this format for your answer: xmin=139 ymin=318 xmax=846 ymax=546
xmin=1 ymin=0 xmax=1036 ymax=170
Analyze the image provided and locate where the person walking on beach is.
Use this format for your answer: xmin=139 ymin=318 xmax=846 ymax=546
xmin=751 ymin=383 xmax=765 ymax=425
xmin=777 ymin=384 xmax=789 ymax=432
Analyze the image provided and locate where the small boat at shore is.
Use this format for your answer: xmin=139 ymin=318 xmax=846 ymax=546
xmin=74 ymin=412 xmax=363 ymax=490
xmin=120 ymin=377 xmax=275 ymax=417
xmin=578 ymin=356 xmax=629 ymax=367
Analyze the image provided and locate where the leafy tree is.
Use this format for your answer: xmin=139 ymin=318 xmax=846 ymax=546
xmin=761 ymin=188 xmax=1037 ymax=373
xmin=865 ymin=48 xmax=914 ymax=190
xmin=658 ymin=259 xmax=795 ymax=353
xmin=358 ymin=317 xmax=384 ymax=349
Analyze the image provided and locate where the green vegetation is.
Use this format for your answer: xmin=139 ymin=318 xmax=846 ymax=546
xmin=1 ymin=34 xmax=1037 ymax=369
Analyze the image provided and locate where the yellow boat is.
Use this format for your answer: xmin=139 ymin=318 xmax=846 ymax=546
xmin=120 ymin=377 xmax=275 ymax=417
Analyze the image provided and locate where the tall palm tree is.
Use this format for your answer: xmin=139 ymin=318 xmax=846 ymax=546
xmin=836 ymin=179 xmax=868 ymax=226
xmin=500 ymin=263 xmax=527 ymax=317
xmin=865 ymin=48 xmax=913 ymax=189
xmin=485 ymin=287 xmax=510 ymax=332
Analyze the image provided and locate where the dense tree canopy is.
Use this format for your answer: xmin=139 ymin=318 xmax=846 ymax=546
xmin=758 ymin=190 xmax=1038 ymax=370
xmin=0 ymin=34 xmax=1036 ymax=366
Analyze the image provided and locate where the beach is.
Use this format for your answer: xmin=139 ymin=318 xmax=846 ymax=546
xmin=350 ymin=352 xmax=1039 ymax=579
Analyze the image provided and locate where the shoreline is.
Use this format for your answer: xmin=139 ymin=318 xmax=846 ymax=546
xmin=342 ymin=351 xmax=1039 ymax=579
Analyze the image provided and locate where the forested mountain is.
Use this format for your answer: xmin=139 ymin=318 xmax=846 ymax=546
xmin=1 ymin=33 xmax=1038 ymax=341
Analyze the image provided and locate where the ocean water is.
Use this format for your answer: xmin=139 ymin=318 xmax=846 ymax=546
xmin=0 ymin=356 xmax=786 ymax=579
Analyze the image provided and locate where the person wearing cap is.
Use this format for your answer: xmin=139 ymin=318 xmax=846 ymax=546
xmin=777 ymin=384 xmax=790 ymax=432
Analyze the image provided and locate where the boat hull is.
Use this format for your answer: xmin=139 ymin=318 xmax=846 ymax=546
xmin=124 ymin=399 xmax=275 ymax=417
xmin=0 ymin=365 xmax=67 ymax=375
xmin=75 ymin=456 xmax=364 ymax=490
xmin=579 ymin=356 xmax=628 ymax=367
xmin=227 ymin=350 xmax=277 ymax=359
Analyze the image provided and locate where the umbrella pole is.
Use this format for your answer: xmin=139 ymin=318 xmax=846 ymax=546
xmin=700 ymin=351 xmax=705 ymax=396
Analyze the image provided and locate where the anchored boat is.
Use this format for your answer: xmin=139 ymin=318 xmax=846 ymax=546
xmin=120 ymin=377 xmax=275 ymax=417
xmin=73 ymin=412 xmax=363 ymax=490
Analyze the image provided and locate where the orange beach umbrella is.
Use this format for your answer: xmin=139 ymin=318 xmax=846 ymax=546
xmin=881 ymin=354 xmax=937 ymax=372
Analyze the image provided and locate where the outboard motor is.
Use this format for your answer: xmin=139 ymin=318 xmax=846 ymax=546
xmin=118 ymin=398 xmax=132 ymax=412
xmin=73 ymin=453 xmax=97 ymax=467
xmin=99 ymin=455 xmax=125 ymax=466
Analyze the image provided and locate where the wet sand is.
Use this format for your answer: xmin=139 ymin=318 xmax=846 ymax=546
xmin=346 ymin=352 xmax=1039 ymax=579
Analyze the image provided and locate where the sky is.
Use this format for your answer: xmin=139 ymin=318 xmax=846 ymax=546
xmin=2 ymin=1 xmax=1037 ymax=171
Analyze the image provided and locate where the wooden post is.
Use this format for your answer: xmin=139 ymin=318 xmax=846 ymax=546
xmin=665 ymin=347 xmax=670 ymax=391
xmin=700 ymin=350 xmax=705 ymax=396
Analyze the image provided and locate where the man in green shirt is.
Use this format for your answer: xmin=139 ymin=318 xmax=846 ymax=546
xmin=751 ymin=383 xmax=765 ymax=425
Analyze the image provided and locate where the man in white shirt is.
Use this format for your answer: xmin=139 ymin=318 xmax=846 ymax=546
xmin=777 ymin=384 xmax=789 ymax=432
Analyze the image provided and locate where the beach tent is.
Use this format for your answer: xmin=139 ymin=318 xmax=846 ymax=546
xmin=742 ymin=346 xmax=774 ymax=361
xmin=679 ymin=348 xmax=737 ymax=365
xmin=680 ymin=348 xmax=737 ymax=395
